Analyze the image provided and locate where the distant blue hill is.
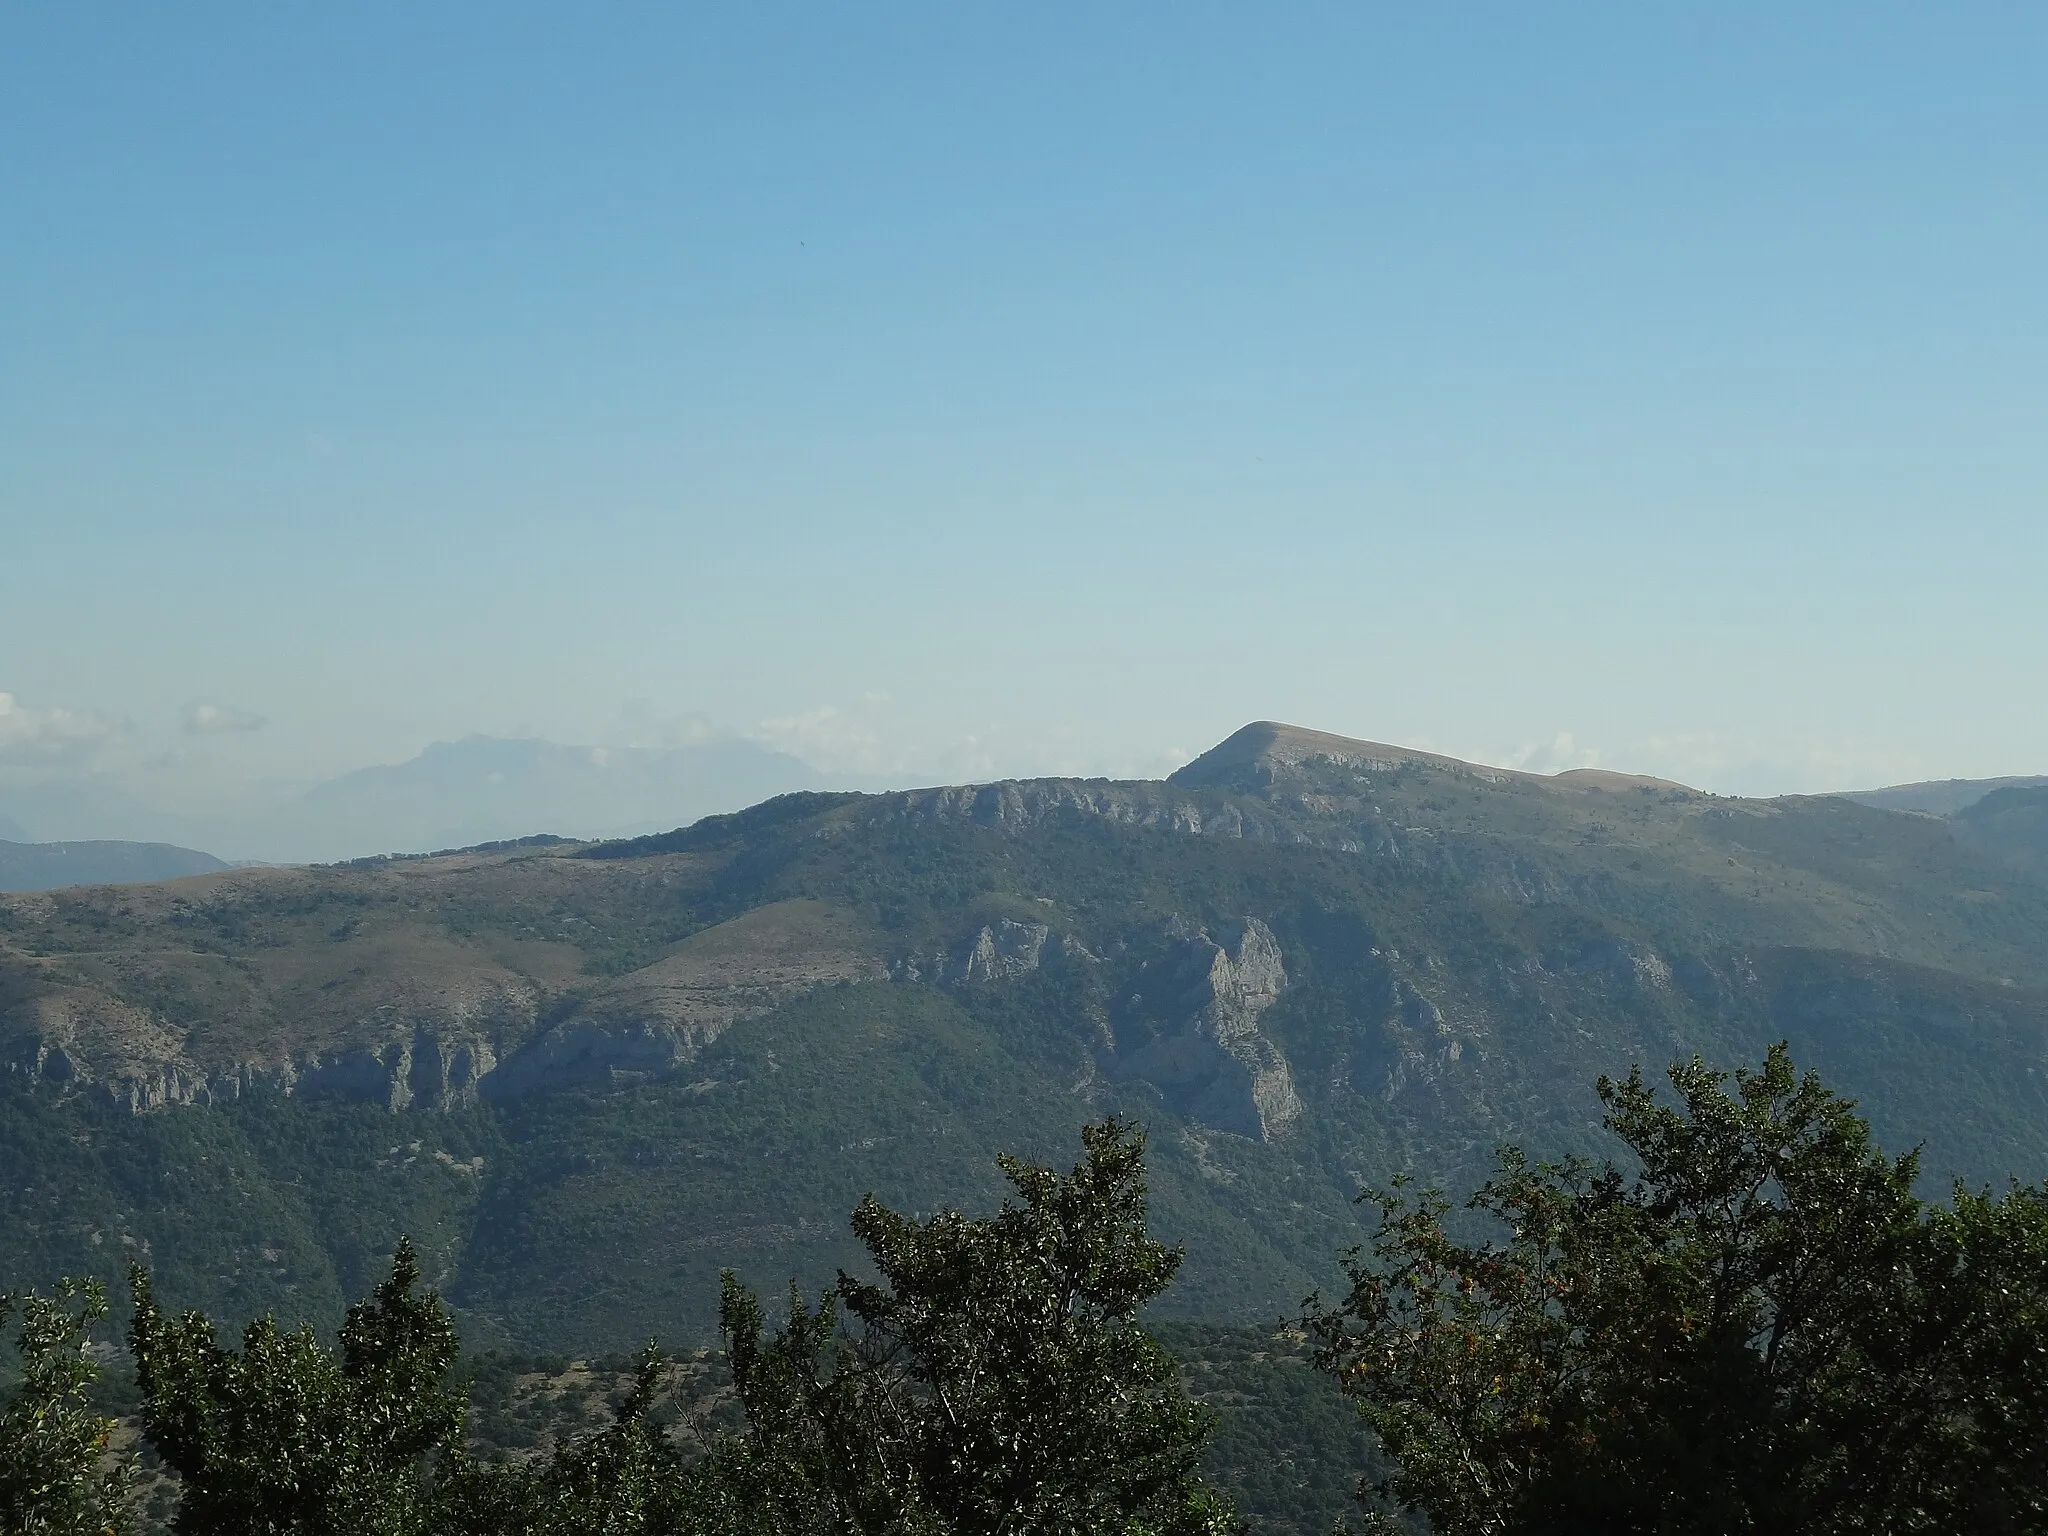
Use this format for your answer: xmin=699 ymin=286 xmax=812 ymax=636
xmin=0 ymin=735 xmax=833 ymax=865
xmin=291 ymin=736 xmax=826 ymax=862
xmin=0 ymin=839 xmax=230 ymax=892
xmin=1836 ymin=775 xmax=2048 ymax=817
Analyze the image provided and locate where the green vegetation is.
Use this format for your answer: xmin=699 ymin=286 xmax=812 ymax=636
xmin=0 ymin=1277 xmax=131 ymax=1535
xmin=11 ymin=1051 xmax=2046 ymax=1534
xmin=1160 ymin=1323 xmax=1392 ymax=1536
xmin=10 ymin=735 xmax=2048 ymax=1528
xmin=11 ymin=738 xmax=2048 ymax=1356
xmin=114 ymin=1121 xmax=1234 ymax=1535
xmin=1307 ymin=1045 xmax=2048 ymax=1533
xmin=131 ymin=1239 xmax=463 ymax=1535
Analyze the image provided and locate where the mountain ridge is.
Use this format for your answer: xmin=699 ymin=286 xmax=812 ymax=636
xmin=0 ymin=838 xmax=230 ymax=893
xmin=1172 ymin=721 xmax=1695 ymax=795
xmin=4 ymin=719 xmax=2047 ymax=1351
xmin=1835 ymin=773 xmax=2048 ymax=817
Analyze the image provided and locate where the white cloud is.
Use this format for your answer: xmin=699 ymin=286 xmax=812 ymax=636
xmin=748 ymin=698 xmax=1197 ymax=787
xmin=752 ymin=703 xmax=890 ymax=775
xmin=606 ymin=700 xmax=718 ymax=751
xmin=1502 ymin=731 xmax=1604 ymax=776
xmin=182 ymin=699 xmax=267 ymax=735
xmin=1448 ymin=729 xmax=1942 ymax=797
xmin=1622 ymin=732 xmax=1929 ymax=798
xmin=0 ymin=692 xmax=121 ymax=765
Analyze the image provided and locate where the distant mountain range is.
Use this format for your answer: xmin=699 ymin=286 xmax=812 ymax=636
xmin=0 ymin=734 xmax=827 ymax=865
xmin=2 ymin=731 xmax=2043 ymax=876
xmin=1837 ymin=775 xmax=2048 ymax=817
xmin=0 ymin=839 xmax=230 ymax=892
xmin=290 ymin=736 xmax=827 ymax=860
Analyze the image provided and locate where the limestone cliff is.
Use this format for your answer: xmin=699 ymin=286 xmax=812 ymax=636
xmin=1111 ymin=918 xmax=1302 ymax=1142
xmin=2 ymin=884 xmax=882 ymax=1112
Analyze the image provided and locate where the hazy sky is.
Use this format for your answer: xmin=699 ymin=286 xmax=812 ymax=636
xmin=5 ymin=3 xmax=2045 ymax=805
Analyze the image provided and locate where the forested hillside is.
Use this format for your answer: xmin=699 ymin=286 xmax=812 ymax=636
xmin=6 ymin=722 xmax=2047 ymax=1356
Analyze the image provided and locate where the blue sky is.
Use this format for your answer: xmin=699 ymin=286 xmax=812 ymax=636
xmin=4 ymin=3 xmax=2045 ymax=811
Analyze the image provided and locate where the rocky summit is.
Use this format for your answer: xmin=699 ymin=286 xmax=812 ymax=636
xmin=4 ymin=721 xmax=2047 ymax=1349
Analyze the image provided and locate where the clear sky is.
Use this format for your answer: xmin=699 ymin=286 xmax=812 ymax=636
xmin=4 ymin=3 xmax=2045 ymax=810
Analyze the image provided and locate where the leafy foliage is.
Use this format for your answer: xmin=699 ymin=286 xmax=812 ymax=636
xmin=129 ymin=1238 xmax=463 ymax=1535
xmin=1306 ymin=1043 xmax=2048 ymax=1534
xmin=127 ymin=1123 xmax=1234 ymax=1535
xmin=709 ymin=1117 xmax=1234 ymax=1535
xmin=433 ymin=1346 xmax=714 ymax=1536
xmin=0 ymin=1276 xmax=132 ymax=1536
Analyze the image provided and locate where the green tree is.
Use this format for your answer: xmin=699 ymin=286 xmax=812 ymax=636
xmin=127 ymin=1122 xmax=1233 ymax=1536
xmin=1305 ymin=1043 xmax=2048 ymax=1535
xmin=434 ymin=1344 xmax=717 ymax=1536
xmin=713 ymin=1116 xmax=1237 ymax=1536
xmin=0 ymin=1277 xmax=132 ymax=1536
xmin=130 ymin=1237 xmax=464 ymax=1536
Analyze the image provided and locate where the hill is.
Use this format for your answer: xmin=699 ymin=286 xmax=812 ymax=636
xmin=1951 ymin=784 xmax=2048 ymax=884
xmin=0 ymin=839 xmax=230 ymax=893
xmin=1837 ymin=773 xmax=2048 ymax=818
xmin=4 ymin=720 xmax=2047 ymax=1359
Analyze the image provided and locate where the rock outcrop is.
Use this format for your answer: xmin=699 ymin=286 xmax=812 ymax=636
xmin=1112 ymin=918 xmax=1302 ymax=1142
xmin=893 ymin=919 xmax=1100 ymax=985
xmin=3 ymin=896 xmax=884 ymax=1112
xmin=6 ymin=977 xmax=529 ymax=1112
xmin=1375 ymin=977 xmax=1463 ymax=1102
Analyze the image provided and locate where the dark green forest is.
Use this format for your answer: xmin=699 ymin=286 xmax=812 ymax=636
xmin=9 ymin=1053 xmax=2048 ymax=1534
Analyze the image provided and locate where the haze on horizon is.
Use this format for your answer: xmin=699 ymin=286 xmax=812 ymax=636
xmin=6 ymin=4 xmax=2046 ymax=860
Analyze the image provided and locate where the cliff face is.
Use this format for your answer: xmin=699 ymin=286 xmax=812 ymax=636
xmin=0 ymin=884 xmax=882 ymax=1114
xmin=1109 ymin=919 xmax=1301 ymax=1142
xmin=898 ymin=915 xmax=1303 ymax=1142
xmin=3 ymin=961 xmax=532 ymax=1113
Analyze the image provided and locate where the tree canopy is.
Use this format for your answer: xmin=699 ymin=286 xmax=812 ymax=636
xmin=0 ymin=1276 xmax=131 ymax=1536
xmin=130 ymin=1237 xmax=464 ymax=1536
xmin=1305 ymin=1042 xmax=2048 ymax=1535
xmin=8 ymin=1052 xmax=2047 ymax=1535
xmin=112 ymin=1118 xmax=1230 ymax=1536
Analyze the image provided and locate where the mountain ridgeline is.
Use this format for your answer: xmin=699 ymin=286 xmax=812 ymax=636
xmin=5 ymin=721 xmax=2048 ymax=1356
xmin=0 ymin=839 xmax=230 ymax=894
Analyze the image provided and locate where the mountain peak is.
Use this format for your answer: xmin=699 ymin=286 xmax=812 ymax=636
xmin=1169 ymin=722 xmax=1509 ymax=792
xmin=1169 ymin=721 xmax=1692 ymax=795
